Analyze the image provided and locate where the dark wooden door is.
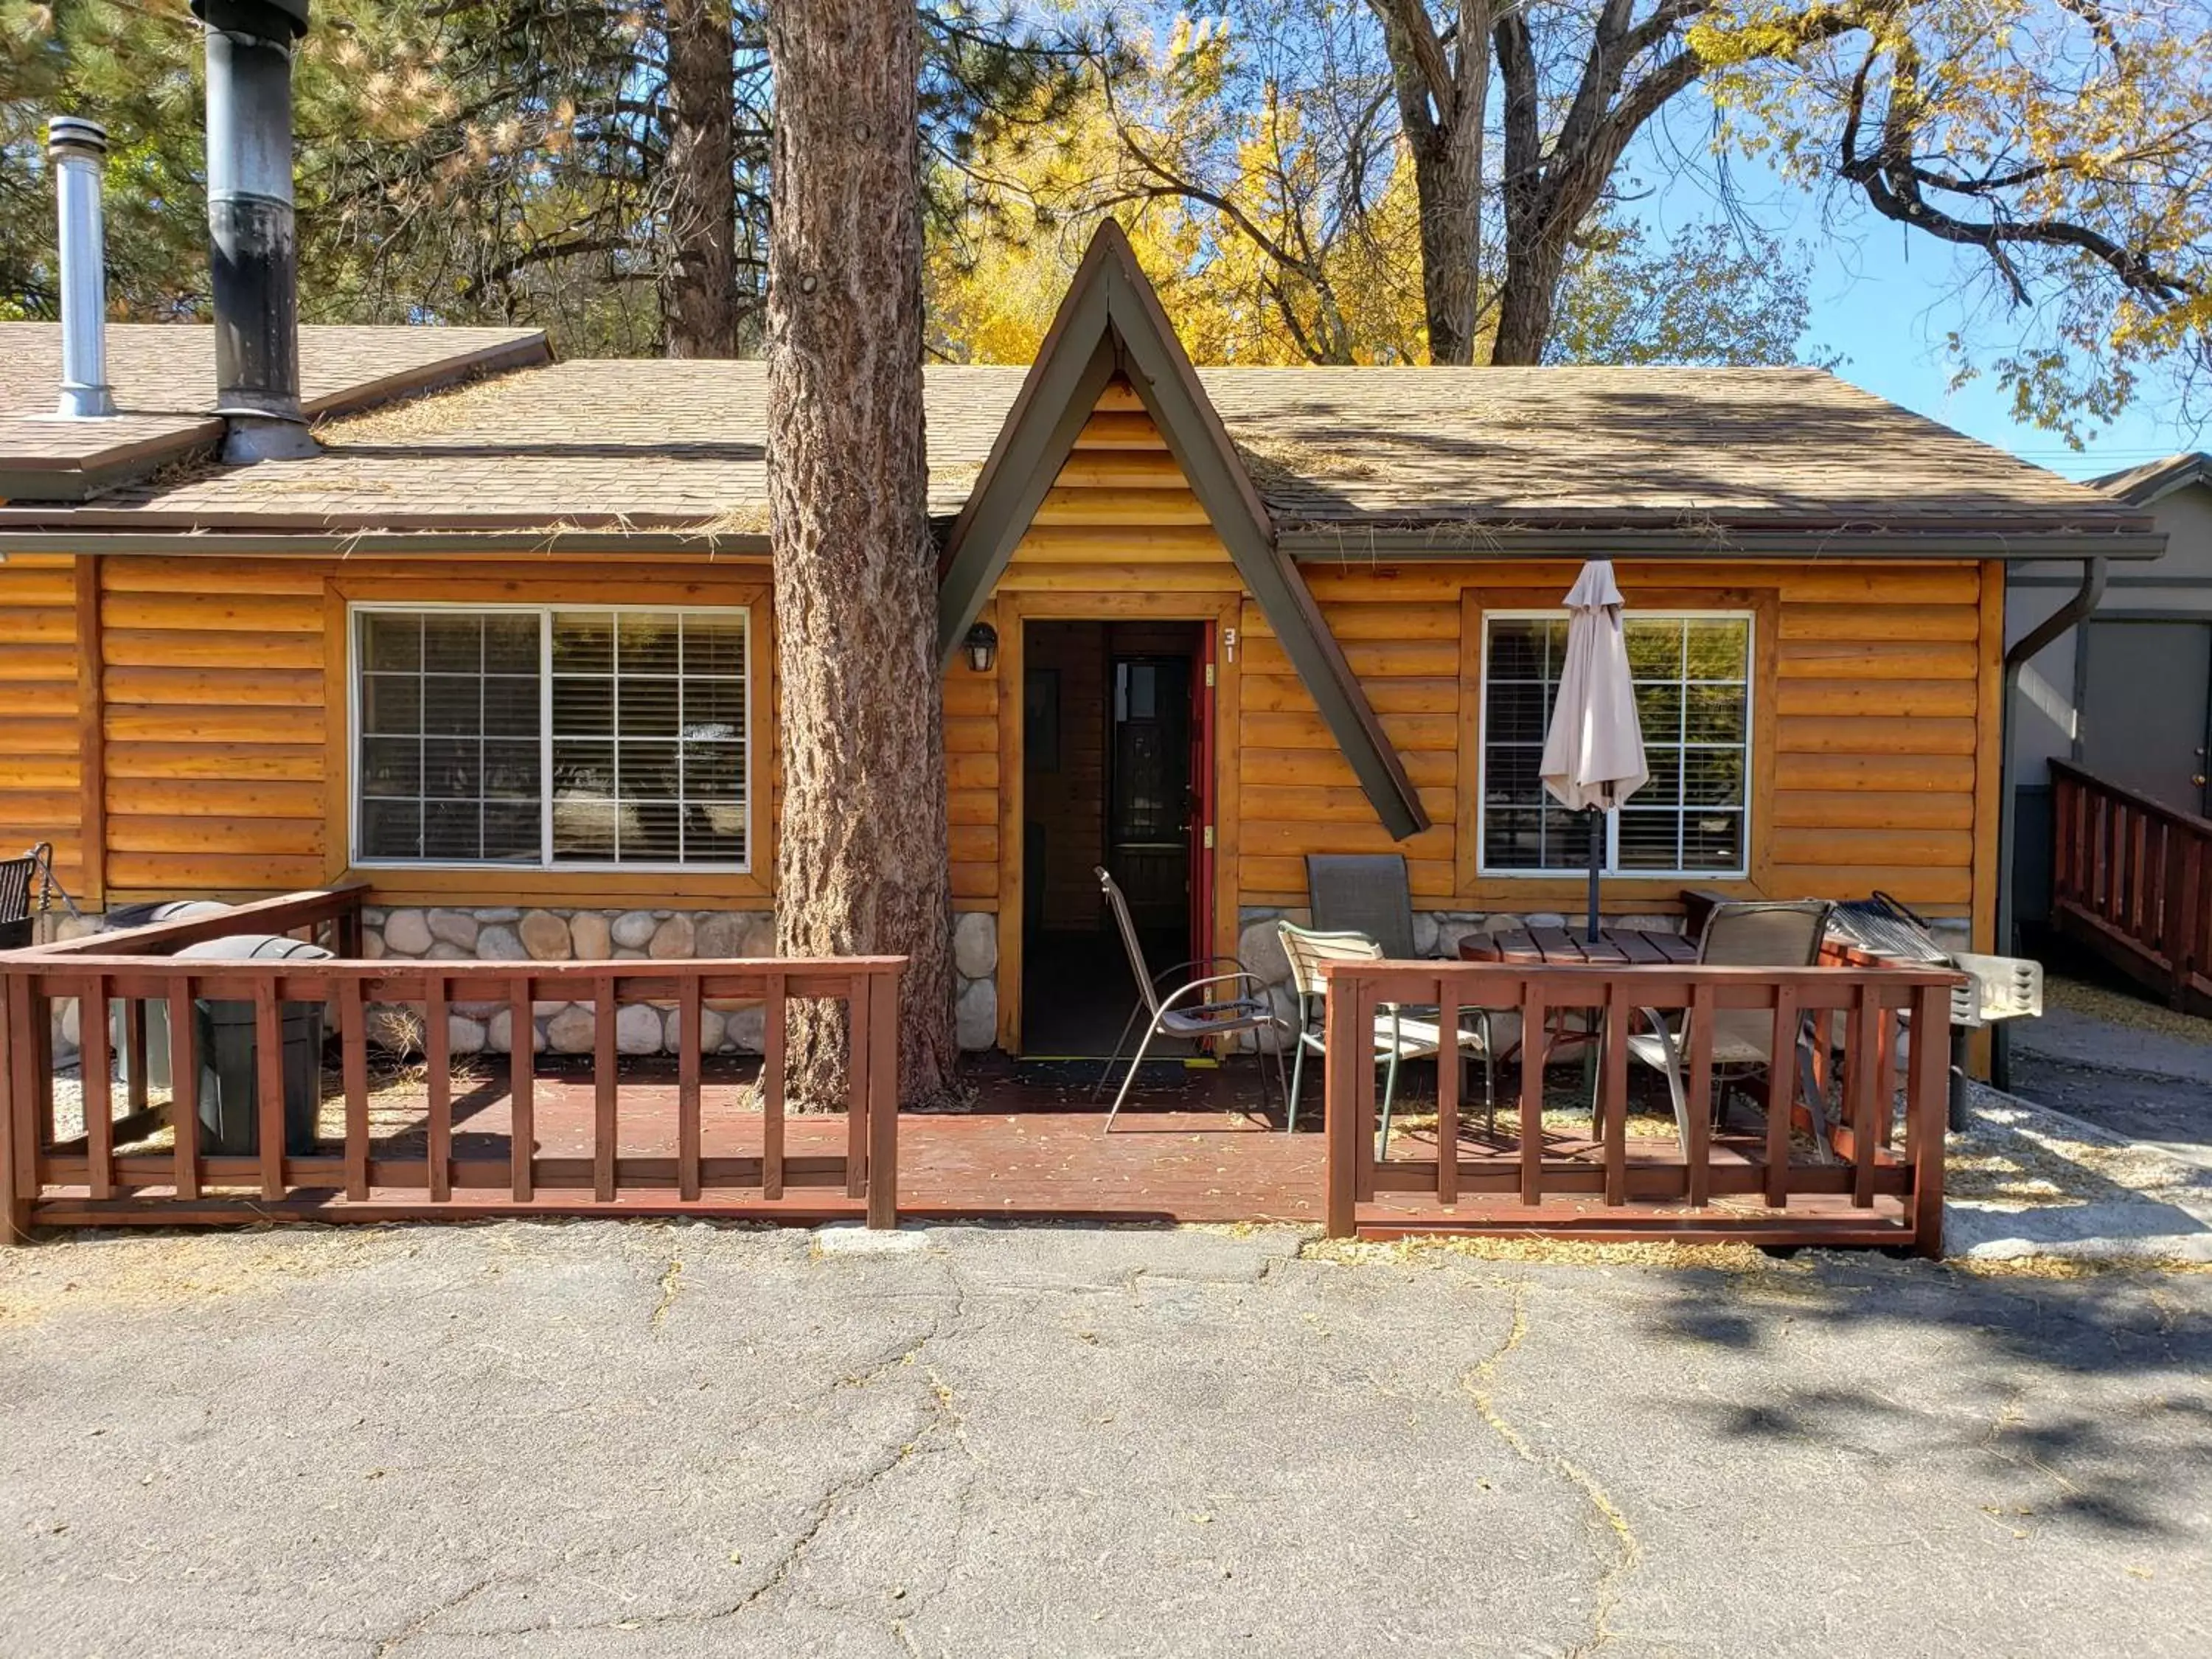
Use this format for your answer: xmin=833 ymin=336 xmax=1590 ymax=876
xmin=2081 ymin=619 xmax=2212 ymax=815
xmin=1188 ymin=629 xmax=1216 ymax=967
xmin=1107 ymin=655 xmax=1192 ymax=936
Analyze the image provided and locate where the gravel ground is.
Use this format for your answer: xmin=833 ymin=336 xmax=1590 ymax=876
xmin=1 ymin=1221 xmax=2208 ymax=1659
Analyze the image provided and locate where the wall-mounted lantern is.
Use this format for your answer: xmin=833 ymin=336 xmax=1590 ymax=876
xmin=964 ymin=622 xmax=998 ymax=673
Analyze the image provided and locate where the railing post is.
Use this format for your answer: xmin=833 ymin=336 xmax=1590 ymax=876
xmin=0 ymin=976 xmax=29 ymax=1245
xmin=1684 ymin=982 xmax=1714 ymax=1208
xmin=763 ymin=970 xmax=787 ymax=1202
xmin=1600 ymin=978 xmax=1629 ymax=1208
xmin=844 ymin=973 xmax=868 ymax=1200
xmin=592 ymin=973 xmax=616 ymax=1203
xmin=1764 ymin=986 xmax=1798 ymax=1210
xmin=169 ymin=973 xmax=201 ymax=1202
xmin=866 ymin=965 xmax=899 ymax=1230
xmin=2162 ymin=824 xmax=2190 ymax=1007
xmin=507 ymin=975 xmax=533 ymax=1204
xmin=1434 ymin=972 xmax=1458 ymax=1207
xmin=1517 ymin=979 xmax=1547 ymax=1207
xmin=82 ymin=974 xmax=114 ymax=1202
xmin=426 ymin=970 xmax=453 ymax=1204
xmin=341 ymin=978 xmax=369 ymax=1203
xmin=252 ymin=975 xmax=285 ymax=1200
xmin=1321 ymin=964 xmax=1358 ymax=1238
xmin=677 ymin=973 xmax=702 ymax=1203
xmin=1909 ymin=981 xmax=1950 ymax=1258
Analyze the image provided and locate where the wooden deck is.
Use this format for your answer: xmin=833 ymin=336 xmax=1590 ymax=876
xmin=27 ymin=1057 xmax=1914 ymax=1244
xmin=4 ymin=887 xmax=1937 ymax=1250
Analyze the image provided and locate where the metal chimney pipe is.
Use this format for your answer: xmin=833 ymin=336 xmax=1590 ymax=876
xmin=48 ymin=116 xmax=116 ymax=420
xmin=193 ymin=0 xmax=315 ymax=462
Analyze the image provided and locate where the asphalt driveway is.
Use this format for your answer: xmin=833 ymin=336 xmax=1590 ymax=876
xmin=1 ymin=1222 xmax=2206 ymax=1658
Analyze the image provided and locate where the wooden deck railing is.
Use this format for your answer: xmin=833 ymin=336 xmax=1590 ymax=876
xmin=2051 ymin=760 xmax=2212 ymax=1015
xmin=1 ymin=888 xmax=902 ymax=1239
xmin=1319 ymin=959 xmax=1959 ymax=1253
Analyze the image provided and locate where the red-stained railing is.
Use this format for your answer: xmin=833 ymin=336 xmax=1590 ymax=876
xmin=1319 ymin=959 xmax=1958 ymax=1253
xmin=2051 ymin=760 xmax=2212 ymax=1015
xmin=1 ymin=887 xmax=902 ymax=1239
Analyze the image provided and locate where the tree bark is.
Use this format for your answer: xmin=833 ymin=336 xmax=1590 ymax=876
xmin=765 ymin=0 xmax=957 ymax=1105
xmin=664 ymin=0 xmax=737 ymax=356
xmin=1371 ymin=0 xmax=1489 ymax=365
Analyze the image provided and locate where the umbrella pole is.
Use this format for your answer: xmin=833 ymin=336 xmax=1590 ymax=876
xmin=1585 ymin=808 xmax=1603 ymax=943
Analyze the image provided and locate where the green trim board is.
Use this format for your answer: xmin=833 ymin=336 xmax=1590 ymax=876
xmin=936 ymin=221 xmax=1429 ymax=841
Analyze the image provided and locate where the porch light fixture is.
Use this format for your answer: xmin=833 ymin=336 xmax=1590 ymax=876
xmin=963 ymin=622 xmax=998 ymax=673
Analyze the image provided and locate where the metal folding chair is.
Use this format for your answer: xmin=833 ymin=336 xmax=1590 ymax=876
xmin=1091 ymin=867 xmax=1288 ymax=1133
xmin=1277 ymin=921 xmax=1497 ymax=1151
xmin=1628 ymin=900 xmax=1836 ymax=1156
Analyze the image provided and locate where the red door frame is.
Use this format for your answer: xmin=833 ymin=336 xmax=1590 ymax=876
xmin=1188 ymin=623 xmax=1217 ymax=970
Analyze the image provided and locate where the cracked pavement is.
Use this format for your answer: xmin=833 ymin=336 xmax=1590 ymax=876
xmin=2 ymin=1222 xmax=2208 ymax=1658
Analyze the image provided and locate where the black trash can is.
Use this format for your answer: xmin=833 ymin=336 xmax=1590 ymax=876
xmin=176 ymin=934 xmax=334 ymax=1157
xmin=108 ymin=901 xmax=232 ymax=1094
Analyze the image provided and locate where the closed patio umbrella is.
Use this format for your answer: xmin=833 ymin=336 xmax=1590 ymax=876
xmin=1540 ymin=560 xmax=1649 ymax=940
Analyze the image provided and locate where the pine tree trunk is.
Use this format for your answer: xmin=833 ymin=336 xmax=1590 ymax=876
xmin=664 ymin=0 xmax=737 ymax=357
xmin=765 ymin=0 xmax=956 ymax=1105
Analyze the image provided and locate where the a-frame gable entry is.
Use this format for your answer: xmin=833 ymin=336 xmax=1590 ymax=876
xmin=937 ymin=221 xmax=1430 ymax=841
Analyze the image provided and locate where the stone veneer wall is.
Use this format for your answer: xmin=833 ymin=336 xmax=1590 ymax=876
xmin=361 ymin=906 xmax=1006 ymax=1056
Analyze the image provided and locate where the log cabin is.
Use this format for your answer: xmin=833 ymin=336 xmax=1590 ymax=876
xmin=0 ymin=215 xmax=2164 ymax=1063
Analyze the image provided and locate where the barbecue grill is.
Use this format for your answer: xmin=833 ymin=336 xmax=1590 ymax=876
xmin=1827 ymin=892 xmax=2042 ymax=1129
xmin=1828 ymin=893 xmax=2043 ymax=1029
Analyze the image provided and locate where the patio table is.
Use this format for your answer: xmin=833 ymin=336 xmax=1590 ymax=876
xmin=1456 ymin=925 xmax=1697 ymax=1074
xmin=1457 ymin=925 xmax=1699 ymax=969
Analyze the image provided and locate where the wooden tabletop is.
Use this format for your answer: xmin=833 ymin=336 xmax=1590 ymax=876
xmin=1458 ymin=925 xmax=1700 ymax=967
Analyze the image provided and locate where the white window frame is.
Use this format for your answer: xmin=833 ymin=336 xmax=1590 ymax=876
xmin=348 ymin=601 xmax=753 ymax=875
xmin=1475 ymin=606 xmax=1754 ymax=881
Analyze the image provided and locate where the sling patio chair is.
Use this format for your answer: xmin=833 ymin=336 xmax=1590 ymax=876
xmin=1305 ymin=854 xmax=1419 ymax=957
xmin=1092 ymin=867 xmax=1290 ymax=1133
xmin=1627 ymin=900 xmax=1837 ymax=1158
xmin=1277 ymin=921 xmax=1498 ymax=1155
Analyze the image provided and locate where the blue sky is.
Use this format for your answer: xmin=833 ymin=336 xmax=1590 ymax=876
xmin=1787 ymin=220 xmax=2205 ymax=483
xmin=1638 ymin=138 xmax=2208 ymax=482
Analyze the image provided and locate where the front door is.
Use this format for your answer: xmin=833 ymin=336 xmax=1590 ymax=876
xmin=2081 ymin=619 xmax=2212 ymax=815
xmin=1107 ymin=653 xmax=1192 ymax=942
xmin=1187 ymin=628 xmax=1217 ymax=968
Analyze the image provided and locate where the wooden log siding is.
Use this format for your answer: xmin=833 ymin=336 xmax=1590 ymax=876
xmin=60 ymin=556 xmax=779 ymax=909
xmin=948 ymin=383 xmax=1248 ymax=913
xmin=101 ymin=559 xmax=330 ymax=896
xmin=0 ymin=554 xmax=89 ymax=902
xmin=17 ymin=431 xmax=1999 ymax=947
xmin=942 ymin=383 xmax=2001 ymax=935
xmin=1244 ymin=559 xmax=2001 ymax=925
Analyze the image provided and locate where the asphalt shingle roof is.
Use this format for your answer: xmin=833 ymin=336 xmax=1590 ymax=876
xmin=1 ymin=333 xmax=2149 ymax=543
xmin=0 ymin=323 xmax=548 ymax=498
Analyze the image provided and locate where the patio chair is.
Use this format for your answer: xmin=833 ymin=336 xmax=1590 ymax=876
xmin=0 ymin=849 xmax=40 ymax=951
xmin=1627 ymin=900 xmax=1837 ymax=1158
xmin=1278 ymin=921 xmax=1497 ymax=1153
xmin=1091 ymin=867 xmax=1289 ymax=1133
xmin=1305 ymin=854 xmax=1417 ymax=957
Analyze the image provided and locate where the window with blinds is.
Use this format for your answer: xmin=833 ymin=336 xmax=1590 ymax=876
xmin=1478 ymin=611 xmax=1751 ymax=878
xmin=354 ymin=608 xmax=749 ymax=869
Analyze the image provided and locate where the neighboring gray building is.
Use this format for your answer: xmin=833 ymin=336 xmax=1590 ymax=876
xmin=2010 ymin=452 xmax=2212 ymax=928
